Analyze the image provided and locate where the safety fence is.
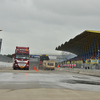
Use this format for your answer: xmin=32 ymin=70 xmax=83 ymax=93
xmin=58 ymin=63 xmax=100 ymax=70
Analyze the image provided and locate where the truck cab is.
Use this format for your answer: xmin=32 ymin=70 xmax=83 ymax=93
xmin=13 ymin=46 xmax=30 ymax=70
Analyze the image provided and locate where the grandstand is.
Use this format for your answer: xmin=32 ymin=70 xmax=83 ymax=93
xmin=56 ymin=30 xmax=100 ymax=64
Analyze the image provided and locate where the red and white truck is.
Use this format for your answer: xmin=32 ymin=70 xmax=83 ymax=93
xmin=13 ymin=46 xmax=30 ymax=70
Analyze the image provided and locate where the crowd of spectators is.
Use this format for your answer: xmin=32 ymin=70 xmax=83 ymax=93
xmin=67 ymin=53 xmax=100 ymax=63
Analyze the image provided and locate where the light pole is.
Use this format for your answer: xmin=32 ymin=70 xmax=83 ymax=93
xmin=0 ymin=30 xmax=2 ymax=53
xmin=98 ymin=50 xmax=99 ymax=59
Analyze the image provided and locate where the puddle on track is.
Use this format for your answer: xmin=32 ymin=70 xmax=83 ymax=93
xmin=62 ymin=80 xmax=100 ymax=85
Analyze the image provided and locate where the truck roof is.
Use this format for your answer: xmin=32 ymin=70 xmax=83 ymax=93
xmin=43 ymin=60 xmax=55 ymax=63
xmin=15 ymin=46 xmax=29 ymax=54
xmin=16 ymin=46 xmax=29 ymax=49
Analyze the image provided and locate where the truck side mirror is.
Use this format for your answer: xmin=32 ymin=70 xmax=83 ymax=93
xmin=13 ymin=54 xmax=15 ymax=58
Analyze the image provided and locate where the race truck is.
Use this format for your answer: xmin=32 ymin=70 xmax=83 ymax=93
xmin=13 ymin=46 xmax=30 ymax=70
xmin=39 ymin=54 xmax=49 ymax=69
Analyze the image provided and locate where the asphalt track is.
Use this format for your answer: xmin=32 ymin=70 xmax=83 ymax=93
xmin=0 ymin=58 xmax=100 ymax=100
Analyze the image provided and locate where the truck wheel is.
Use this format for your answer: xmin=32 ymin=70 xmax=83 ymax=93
xmin=13 ymin=68 xmax=16 ymax=70
xmin=27 ymin=68 xmax=29 ymax=70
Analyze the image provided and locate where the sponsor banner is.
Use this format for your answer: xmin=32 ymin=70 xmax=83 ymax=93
xmin=91 ymin=60 xmax=98 ymax=64
xmin=86 ymin=59 xmax=98 ymax=64
xmin=67 ymin=61 xmax=70 ymax=64
xmin=86 ymin=60 xmax=91 ymax=64
xmin=76 ymin=60 xmax=83 ymax=64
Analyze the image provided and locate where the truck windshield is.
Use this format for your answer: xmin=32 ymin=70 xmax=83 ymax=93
xmin=48 ymin=62 xmax=54 ymax=66
xmin=16 ymin=53 xmax=29 ymax=59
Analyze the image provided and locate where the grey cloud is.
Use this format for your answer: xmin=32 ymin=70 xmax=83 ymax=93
xmin=33 ymin=0 xmax=100 ymax=16
xmin=0 ymin=0 xmax=100 ymax=54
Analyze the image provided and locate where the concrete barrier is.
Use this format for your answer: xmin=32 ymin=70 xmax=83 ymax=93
xmin=56 ymin=68 xmax=100 ymax=77
xmin=0 ymin=54 xmax=13 ymax=62
xmin=0 ymin=62 xmax=13 ymax=68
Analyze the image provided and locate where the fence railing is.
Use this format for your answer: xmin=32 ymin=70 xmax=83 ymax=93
xmin=58 ymin=63 xmax=100 ymax=70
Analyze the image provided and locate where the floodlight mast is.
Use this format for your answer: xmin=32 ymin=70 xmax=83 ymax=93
xmin=98 ymin=50 xmax=100 ymax=59
xmin=0 ymin=30 xmax=2 ymax=53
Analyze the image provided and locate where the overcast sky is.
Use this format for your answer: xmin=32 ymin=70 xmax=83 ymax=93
xmin=0 ymin=0 xmax=100 ymax=55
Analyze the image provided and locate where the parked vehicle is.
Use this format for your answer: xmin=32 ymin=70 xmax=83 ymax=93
xmin=42 ymin=60 xmax=55 ymax=70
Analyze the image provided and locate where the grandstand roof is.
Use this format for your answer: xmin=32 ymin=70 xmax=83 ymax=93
xmin=55 ymin=30 xmax=100 ymax=55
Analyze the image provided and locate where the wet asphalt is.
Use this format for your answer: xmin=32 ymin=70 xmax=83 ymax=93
xmin=0 ymin=58 xmax=100 ymax=92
